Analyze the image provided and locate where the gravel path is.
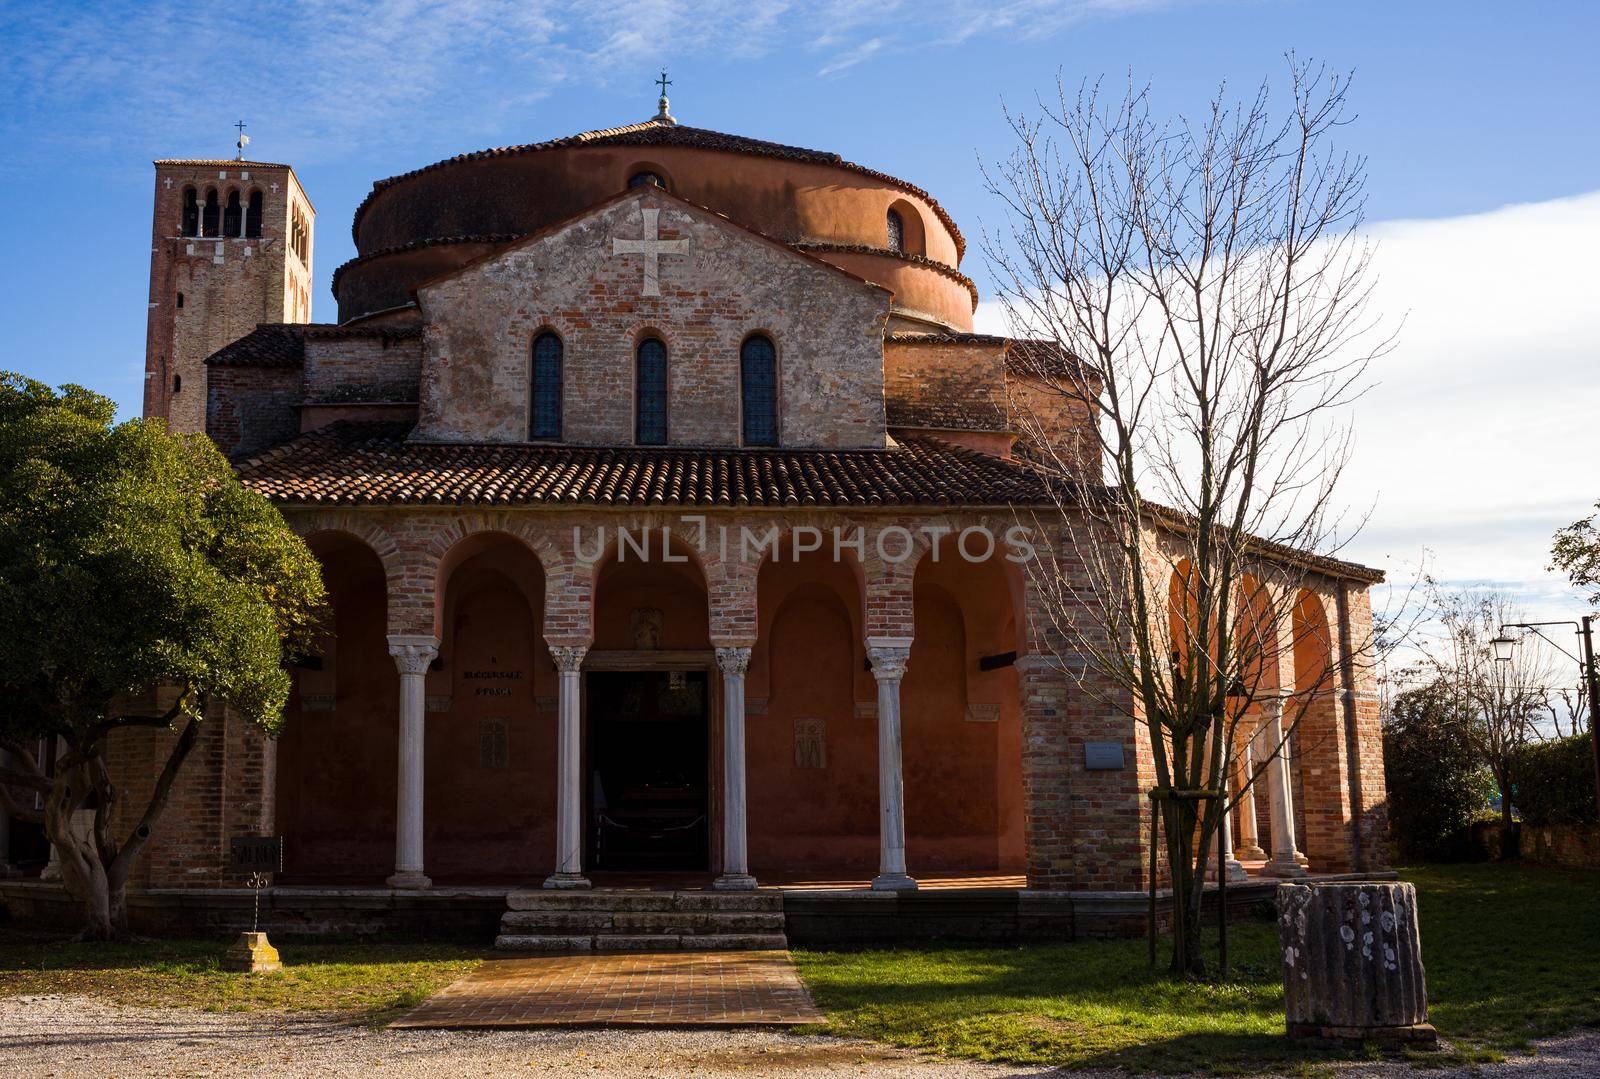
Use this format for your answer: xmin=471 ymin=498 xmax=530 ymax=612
xmin=1 ymin=995 xmax=1596 ymax=1078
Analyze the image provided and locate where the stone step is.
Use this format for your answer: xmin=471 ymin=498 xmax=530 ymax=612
xmin=505 ymin=890 xmax=677 ymax=912
xmin=505 ymin=889 xmax=784 ymax=912
xmin=493 ymin=932 xmax=789 ymax=952
xmin=499 ymin=909 xmax=785 ymax=934
xmin=494 ymin=933 xmax=592 ymax=951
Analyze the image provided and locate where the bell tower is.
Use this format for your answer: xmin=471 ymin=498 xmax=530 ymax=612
xmin=142 ymin=154 xmax=313 ymax=432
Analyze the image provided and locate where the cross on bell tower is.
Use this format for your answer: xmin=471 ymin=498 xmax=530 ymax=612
xmin=234 ymin=119 xmax=250 ymax=160
xmin=654 ymin=68 xmax=676 ymax=125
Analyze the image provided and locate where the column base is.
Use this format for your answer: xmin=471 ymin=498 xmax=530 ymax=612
xmin=1220 ymin=858 xmax=1249 ymax=882
xmin=713 ymin=873 xmax=758 ymax=891
xmin=1261 ymin=858 xmax=1309 ymax=879
xmin=1235 ymin=845 xmax=1267 ymax=861
xmin=542 ymin=872 xmax=592 ymax=890
xmin=871 ymin=872 xmax=918 ymax=892
xmin=39 ymin=865 xmax=61 ymax=883
xmin=386 ymin=871 xmax=432 ymax=890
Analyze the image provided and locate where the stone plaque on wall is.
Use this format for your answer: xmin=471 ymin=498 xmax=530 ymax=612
xmin=480 ymin=717 xmax=509 ymax=769
xmin=966 ymin=703 xmax=1000 ymax=723
xmin=301 ymin=693 xmax=335 ymax=713
xmin=853 ymin=700 xmax=877 ymax=719
xmin=425 ymin=695 xmax=453 ymax=713
xmin=535 ymin=696 xmax=558 ymax=714
xmin=794 ymin=716 xmax=826 ymax=769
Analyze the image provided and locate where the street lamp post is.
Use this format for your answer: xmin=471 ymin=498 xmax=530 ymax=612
xmin=1492 ymin=615 xmax=1600 ymax=818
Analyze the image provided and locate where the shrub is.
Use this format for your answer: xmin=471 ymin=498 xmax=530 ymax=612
xmin=1509 ymin=733 xmax=1598 ymax=827
xmin=1383 ymin=684 xmax=1496 ymax=861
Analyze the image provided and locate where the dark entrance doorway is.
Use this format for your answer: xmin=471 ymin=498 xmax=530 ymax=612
xmin=586 ymin=670 xmax=709 ymax=871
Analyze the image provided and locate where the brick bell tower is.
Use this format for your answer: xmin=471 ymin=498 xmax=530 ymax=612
xmin=142 ymin=143 xmax=314 ymax=433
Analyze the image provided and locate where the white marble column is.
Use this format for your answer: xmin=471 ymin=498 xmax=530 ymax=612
xmin=544 ymin=645 xmax=591 ymax=889
xmin=386 ymin=634 xmax=438 ymax=889
xmin=1234 ymin=737 xmax=1266 ymax=860
xmin=1259 ymin=695 xmax=1309 ymax=878
xmin=713 ymin=646 xmax=757 ymax=890
xmin=1218 ymin=791 xmax=1247 ymax=882
xmin=867 ymin=637 xmax=917 ymax=891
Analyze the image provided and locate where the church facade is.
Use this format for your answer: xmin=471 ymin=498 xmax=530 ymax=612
xmin=116 ymin=100 xmax=1388 ymax=898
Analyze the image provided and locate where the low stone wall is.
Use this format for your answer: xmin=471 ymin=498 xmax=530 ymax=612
xmin=3 ymin=872 xmax=1394 ymax=945
xmin=1521 ymin=823 xmax=1600 ymax=869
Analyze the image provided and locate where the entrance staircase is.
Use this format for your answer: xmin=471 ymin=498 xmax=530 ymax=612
xmin=495 ymin=889 xmax=788 ymax=951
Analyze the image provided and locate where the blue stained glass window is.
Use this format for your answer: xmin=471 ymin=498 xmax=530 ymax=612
xmin=529 ymin=332 xmax=563 ymax=440
xmin=636 ymin=337 xmax=668 ymax=445
xmin=741 ymin=335 xmax=777 ymax=446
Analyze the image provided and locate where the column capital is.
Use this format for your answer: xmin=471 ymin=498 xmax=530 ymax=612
xmin=548 ymin=644 xmax=588 ymax=674
xmin=715 ymin=646 xmax=752 ymax=677
xmin=386 ymin=634 xmax=439 ymax=675
xmin=866 ymin=636 xmax=912 ymax=682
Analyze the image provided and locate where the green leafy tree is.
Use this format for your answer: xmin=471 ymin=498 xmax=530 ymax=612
xmin=0 ymin=376 xmax=324 ymax=939
xmin=1551 ymin=502 xmax=1600 ymax=609
xmin=1382 ymin=682 xmax=1495 ymax=861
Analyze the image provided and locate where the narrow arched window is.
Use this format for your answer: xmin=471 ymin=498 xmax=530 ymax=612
xmin=635 ymin=337 xmax=668 ymax=445
xmin=245 ymin=190 xmax=263 ymax=238
xmin=176 ymin=292 xmax=184 ymax=309
xmin=202 ymin=189 xmax=220 ymax=237
xmin=223 ymin=190 xmax=242 ymax=237
xmin=181 ymin=187 xmax=199 ymax=236
xmin=629 ymin=171 xmax=665 ymax=189
xmin=886 ymin=209 xmax=904 ymax=253
xmin=529 ymin=332 xmax=563 ymax=440
xmin=740 ymin=335 xmax=777 ymax=447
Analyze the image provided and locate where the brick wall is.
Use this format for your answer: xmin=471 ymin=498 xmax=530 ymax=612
xmin=207 ymin=364 xmax=301 ymax=457
xmin=414 ymin=187 xmax=891 ymax=448
xmin=883 ymin=339 xmax=1008 ymax=432
xmin=303 ymin=331 xmax=422 ymax=403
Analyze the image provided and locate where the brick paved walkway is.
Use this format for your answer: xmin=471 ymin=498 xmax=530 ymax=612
xmin=390 ymin=950 xmax=825 ymax=1029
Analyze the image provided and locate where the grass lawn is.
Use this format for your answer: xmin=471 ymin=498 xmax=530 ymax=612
xmin=0 ymin=934 xmax=486 ymax=1023
xmin=1 ymin=863 xmax=1595 ymax=1069
xmin=793 ymin=862 xmax=1600 ymax=1073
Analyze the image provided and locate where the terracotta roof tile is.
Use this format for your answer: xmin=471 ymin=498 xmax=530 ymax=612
xmin=204 ymin=325 xmax=305 ymax=368
xmin=235 ymin=422 xmax=1051 ymax=508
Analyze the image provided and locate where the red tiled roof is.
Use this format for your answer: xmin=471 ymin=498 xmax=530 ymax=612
xmin=352 ymin=120 xmax=965 ymax=258
xmin=205 ymin=325 xmax=305 ymax=368
xmin=235 ymin=422 xmax=1052 ymax=508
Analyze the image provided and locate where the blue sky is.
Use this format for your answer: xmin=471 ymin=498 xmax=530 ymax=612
xmin=2 ymin=0 xmax=1597 ymax=610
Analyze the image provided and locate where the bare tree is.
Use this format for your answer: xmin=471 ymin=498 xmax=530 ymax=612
xmin=985 ymin=59 xmax=1392 ymax=976
xmin=1412 ymin=588 xmax=1558 ymax=837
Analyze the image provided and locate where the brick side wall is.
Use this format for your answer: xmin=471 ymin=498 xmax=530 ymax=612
xmin=303 ymin=334 xmax=422 ymax=403
xmin=207 ymin=364 xmax=302 ymax=457
xmin=414 ymin=187 xmax=891 ymax=448
xmin=883 ymin=340 xmax=1008 ymax=432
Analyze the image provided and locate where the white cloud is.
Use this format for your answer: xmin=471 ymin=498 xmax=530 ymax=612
xmin=976 ymin=190 xmax=1600 ymax=612
xmin=0 ymin=0 xmax=1193 ymax=168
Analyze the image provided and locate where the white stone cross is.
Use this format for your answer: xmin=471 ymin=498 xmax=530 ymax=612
xmin=612 ymin=207 xmax=688 ymax=297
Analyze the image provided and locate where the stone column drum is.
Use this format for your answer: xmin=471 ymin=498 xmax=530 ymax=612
xmin=866 ymin=637 xmax=916 ymax=892
xmin=1277 ymin=881 xmax=1436 ymax=1044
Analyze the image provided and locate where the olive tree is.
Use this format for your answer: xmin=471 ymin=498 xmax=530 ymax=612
xmin=0 ymin=375 xmax=324 ymax=939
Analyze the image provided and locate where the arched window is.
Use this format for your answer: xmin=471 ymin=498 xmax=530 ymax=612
xmin=223 ymin=190 xmax=242 ymax=237
xmin=245 ymin=190 xmax=263 ymax=238
xmin=180 ymin=187 xmax=199 ymax=236
xmin=202 ymin=189 xmax=220 ymax=237
xmin=886 ymin=209 xmax=904 ymax=253
xmin=635 ymin=337 xmax=668 ymax=445
xmin=628 ymin=171 xmax=665 ymax=189
xmin=176 ymin=292 xmax=184 ymax=309
xmin=528 ymin=331 xmax=563 ymax=440
xmin=740 ymin=335 xmax=778 ymax=447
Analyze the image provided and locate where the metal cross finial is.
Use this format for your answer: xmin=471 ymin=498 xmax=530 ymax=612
xmin=234 ymin=119 xmax=250 ymax=161
xmin=656 ymin=69 xmax=672 ymax=97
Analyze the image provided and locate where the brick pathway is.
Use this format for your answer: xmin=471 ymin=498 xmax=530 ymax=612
xmin=390 ymin=950 xmax=825 ymax=1029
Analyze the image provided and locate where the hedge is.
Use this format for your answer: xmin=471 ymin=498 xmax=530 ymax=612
xmin=1510 ymin=732 xmax=1598 ymax=827
xmin=1383 ymin=685 xmax=1497 ymax=861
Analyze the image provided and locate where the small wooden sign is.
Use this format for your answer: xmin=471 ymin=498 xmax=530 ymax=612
xmin=230 ymin=836 xmax=283 ymax=873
